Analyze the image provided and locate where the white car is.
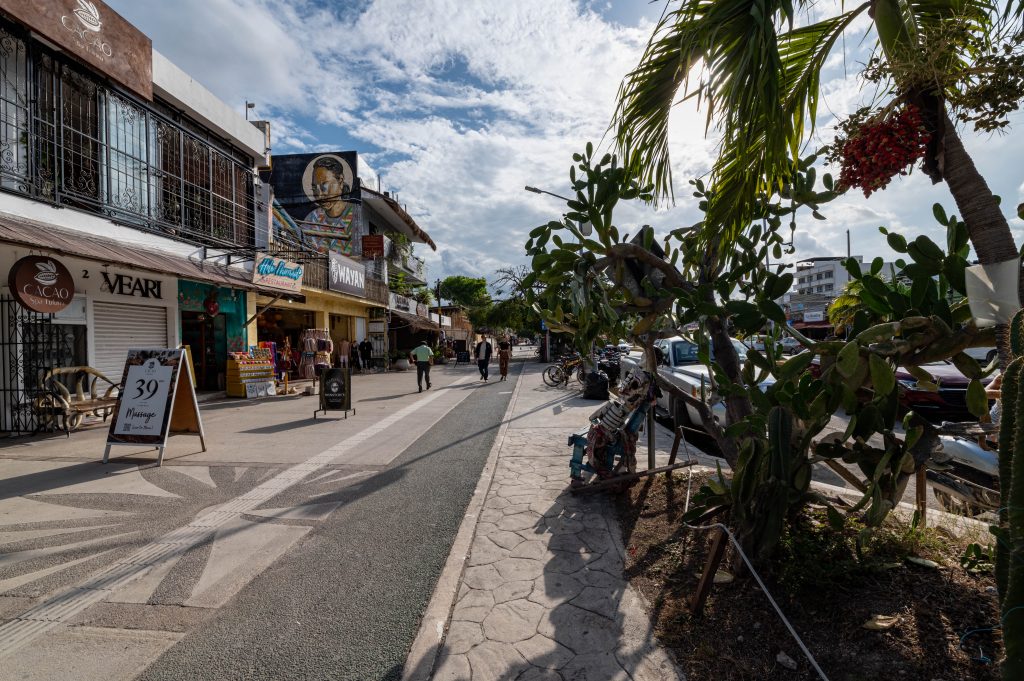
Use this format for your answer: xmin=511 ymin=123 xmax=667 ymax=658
xmin=621 ymin=335 xmax=759 ymax=430
xmin=617 ymin=339 xmax=632 ymax=353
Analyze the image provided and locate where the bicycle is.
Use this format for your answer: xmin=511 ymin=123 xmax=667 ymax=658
xmin=542 ymin=353 xmax=586 ymax=387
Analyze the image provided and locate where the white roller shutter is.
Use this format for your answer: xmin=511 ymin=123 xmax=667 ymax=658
xmin=92 ymin=302 xmax=168 ymax=382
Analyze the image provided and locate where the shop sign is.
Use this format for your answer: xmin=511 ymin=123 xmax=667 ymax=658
xmin=101 ymin=271 xmax=162 ymax=299
xmin=104 ymin=348 xmax=206 ymax=466
xmin=0 ymin=0 xmax=153 ymax=100
xmin=319 ymin=367 xmax=351 ymax=412
xmin=362 ymin=235 xmax=385 ymax=258
xmin=252 ymin=255 xmax=304 ymax=293
xmin=7 ymin=255 xmax=75 ymax=313
xmin=328 ymin=252 xmax=366 ymax=297
xmin=389 ymin=292 xmax=414 ymax=313
xmin=804 ymin=310 xmax=825 ymax=322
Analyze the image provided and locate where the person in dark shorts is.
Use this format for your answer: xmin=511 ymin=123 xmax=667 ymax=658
xmin=409 ymin=339 xmax=433 ymax=393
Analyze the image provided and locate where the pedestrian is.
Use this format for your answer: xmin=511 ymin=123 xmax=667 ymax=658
xmin=474 ymin=335 xmax=493 ymax=381
xmin=409 ymin=338 xmax=433 ymax=393
xmin=350 ymin=342 xmax=361 ymax=374
xmin=359 ymin=338 xmax=373 ymax=372
xmin=497 ymin=336 xmax=512 ymax=381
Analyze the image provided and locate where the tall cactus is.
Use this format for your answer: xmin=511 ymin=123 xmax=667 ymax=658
xmin=998 ymin=309 xmax=1024 ymax=677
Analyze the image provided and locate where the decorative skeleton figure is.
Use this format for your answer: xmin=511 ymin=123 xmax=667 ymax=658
xmin=572 ymin=367 xmax=656 ymax=481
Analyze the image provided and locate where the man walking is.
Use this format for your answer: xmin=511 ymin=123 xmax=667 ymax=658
xmin=474 ymin=335 xmax=493 ymax=381
xmin=359 ymin=338 xmax=373 ymax=371
xmin=410 ymin=339 xmax=433 ymax=393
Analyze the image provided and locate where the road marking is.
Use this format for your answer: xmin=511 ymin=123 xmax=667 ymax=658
xmin=0 ymin=375 xmax=475 ymax=658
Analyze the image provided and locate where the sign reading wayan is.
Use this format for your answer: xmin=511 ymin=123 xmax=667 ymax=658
xmin=0 ymin=0 xmax=153 ymax=100
xmin=252 ymin=255 xmax=304 ymax=293
xmin=328 ymin=252 xmax=366 ymax=297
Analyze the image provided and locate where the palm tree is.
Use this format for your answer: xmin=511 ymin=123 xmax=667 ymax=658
xmin=613 ymin=0 xmax=1022 ymax=270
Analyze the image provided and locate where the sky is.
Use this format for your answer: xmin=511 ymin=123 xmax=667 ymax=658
xmin=108 ymin=0 xmax=1024 ymax=286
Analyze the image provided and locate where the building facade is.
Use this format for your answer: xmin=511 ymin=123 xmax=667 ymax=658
xmin=0 ymin=0 xmax=269 ymax=432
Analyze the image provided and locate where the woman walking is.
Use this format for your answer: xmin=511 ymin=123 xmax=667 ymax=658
xmin=498 ymin=337 xmax=512 ymax=381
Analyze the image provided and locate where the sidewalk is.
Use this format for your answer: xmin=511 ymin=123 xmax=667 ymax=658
xmin=404 ymin=362 xmax=684 ymax=681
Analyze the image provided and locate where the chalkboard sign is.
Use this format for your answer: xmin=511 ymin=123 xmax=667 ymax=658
xmin=104 ymin=348 xmax=206 ymax=466
xmin=456 ymin=351 xmax=471 ymax=363
xmin=315 ymin=368 xmax=354 ymax=419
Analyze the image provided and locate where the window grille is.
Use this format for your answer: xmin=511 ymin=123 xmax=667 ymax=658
xmin=0 ymin=19 xmax=255 ymax=249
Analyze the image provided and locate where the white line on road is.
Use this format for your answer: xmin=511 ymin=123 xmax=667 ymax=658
xmin=0 ymin=375 xmax=476 ymax=658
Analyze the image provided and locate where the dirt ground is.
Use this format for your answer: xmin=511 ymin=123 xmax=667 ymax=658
xmin=615 ymin=471 xmax=1003 ymax=681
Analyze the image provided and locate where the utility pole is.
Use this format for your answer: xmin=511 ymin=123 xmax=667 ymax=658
xmin=435 ymin=278 xmax=443 ymax=344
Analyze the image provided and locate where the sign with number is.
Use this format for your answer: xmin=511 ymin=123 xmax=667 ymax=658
xmin=104 ymin=348 xmax=206 ymax=466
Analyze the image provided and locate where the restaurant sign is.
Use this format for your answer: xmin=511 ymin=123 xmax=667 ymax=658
xmin=0 ymin=0 xmax=154 ymax=100
xmin=328 ymin=252 xmax=366 ymax=297
xmin=361 ymin=235 xmax=385 ymax=258
xmin=252 ymin=255 xmax=303 ymax=293
xmin=7 ymin=255 xmax=75 ymax=313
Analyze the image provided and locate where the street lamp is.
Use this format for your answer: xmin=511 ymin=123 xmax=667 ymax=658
xmin=524 ymin=186 xmax=592 ymax=236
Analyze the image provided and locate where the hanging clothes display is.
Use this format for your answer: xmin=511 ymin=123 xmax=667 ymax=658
xmin=299 ymin=329 xmax=333 ymax=379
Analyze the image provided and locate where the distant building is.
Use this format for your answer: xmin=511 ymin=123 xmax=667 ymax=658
xmin=783 ymin=256 xmax=894 ymax=334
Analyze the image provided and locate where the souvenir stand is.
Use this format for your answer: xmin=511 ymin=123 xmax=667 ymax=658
xmin=226 ymin=349 xmax=276 ymax=398
xmin=298 ymin=329 xmax=333 ymax=380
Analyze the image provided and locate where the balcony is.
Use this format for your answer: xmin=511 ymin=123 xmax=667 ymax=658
xmin=384 ymin=237 xmax=427 ymax=285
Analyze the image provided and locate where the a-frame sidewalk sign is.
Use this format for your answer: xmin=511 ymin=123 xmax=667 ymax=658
xmin=103 ymin=348 xmax=206 ymax=466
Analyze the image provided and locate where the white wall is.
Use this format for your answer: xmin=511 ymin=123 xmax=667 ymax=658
xmin=152 ymin=50 xmax=267 ymax=164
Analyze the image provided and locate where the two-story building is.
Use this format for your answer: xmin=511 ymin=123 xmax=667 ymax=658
xmin=261 ymin=151 xmax=437 ymax=367
xmin=0 ymin=0 xmax=275 ymax=432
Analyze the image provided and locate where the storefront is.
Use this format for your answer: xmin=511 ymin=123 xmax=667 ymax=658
xmin=251 ymin=252 xmax=375 ymax=378
xmin=177 ymin=281 xmax=249 ymax=392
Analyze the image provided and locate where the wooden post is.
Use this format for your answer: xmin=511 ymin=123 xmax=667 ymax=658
xmin=915 ymin=465 xmax=928 ymax=528
xmin=667 ymin=426 xmax=683 ymax=468
xmin=690 ymin=526 xmax=729 ymax=616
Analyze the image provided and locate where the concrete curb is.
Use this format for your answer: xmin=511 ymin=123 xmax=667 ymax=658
xmin=401 ymin=360 xmax=527 ymax=681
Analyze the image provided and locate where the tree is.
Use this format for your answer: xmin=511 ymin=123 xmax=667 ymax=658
xmin=613 ymin=0 xmax=1023 ymax=276
xmin=439 ymin=276 xmax=489 ymax=308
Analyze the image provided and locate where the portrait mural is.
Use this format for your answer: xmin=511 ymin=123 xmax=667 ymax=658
xmin=264 ymin=151 xmax=361 ymax=256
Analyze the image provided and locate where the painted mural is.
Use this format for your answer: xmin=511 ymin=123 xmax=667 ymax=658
xmin=263 ymin=152 xmax=362 ymax=256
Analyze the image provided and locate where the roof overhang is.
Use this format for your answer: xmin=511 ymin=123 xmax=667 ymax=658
xmin=0 ymin=211 xmax=256 ymax=291
xmin=361 ymin=187 xmax=436 ymax=251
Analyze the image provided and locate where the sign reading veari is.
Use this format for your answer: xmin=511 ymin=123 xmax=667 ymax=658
xmin=104 ymin=348 xmax=206 ymax=465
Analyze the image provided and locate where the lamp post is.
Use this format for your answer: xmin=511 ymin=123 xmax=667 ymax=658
xmin=435 ymin=278 xmax=443 ymax=344
xmin=524 ymin=186 xmax=591 ymax=236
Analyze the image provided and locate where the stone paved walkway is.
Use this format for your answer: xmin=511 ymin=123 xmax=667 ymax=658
xmin=425 ymin=364 xmax=684 ymax=681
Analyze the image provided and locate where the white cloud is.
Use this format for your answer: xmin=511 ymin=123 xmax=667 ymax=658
xmin=109 ymin=0 xmax=1024 ymax=284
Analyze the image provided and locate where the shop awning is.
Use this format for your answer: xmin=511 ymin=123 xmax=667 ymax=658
xmin=389 ymin=308 xmax=439 ymax=333
xmin=0 ymin=211 xmax=256 ymax=291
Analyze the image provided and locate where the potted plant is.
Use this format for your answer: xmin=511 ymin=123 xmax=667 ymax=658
xmin=434 ymin=347 xmax=447 ymax=365
xmin=391 ymin=349 xmax=410 ymax=371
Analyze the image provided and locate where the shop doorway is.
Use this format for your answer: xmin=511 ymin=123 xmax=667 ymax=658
xmin=181 ymin=311 xmax=226 ymax=391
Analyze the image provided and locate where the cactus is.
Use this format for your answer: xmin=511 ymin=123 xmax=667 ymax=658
xmin=998 ymin=309 xmax=1024 ymax=677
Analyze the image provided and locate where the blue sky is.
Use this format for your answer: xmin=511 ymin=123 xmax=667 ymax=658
xmin=109 ymin=0 xmax=1024 ymax=284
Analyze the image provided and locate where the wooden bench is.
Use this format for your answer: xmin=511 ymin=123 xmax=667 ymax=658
xmin=34 ymin=367 xmax=120 ymax=435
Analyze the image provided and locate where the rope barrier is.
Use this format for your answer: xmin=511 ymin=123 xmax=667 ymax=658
xmin=677 ymin=436 xmax=832 ymax=681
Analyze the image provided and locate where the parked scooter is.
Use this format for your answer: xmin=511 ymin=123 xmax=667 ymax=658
xmin=927 ymin=422 xmax=999 ymax=516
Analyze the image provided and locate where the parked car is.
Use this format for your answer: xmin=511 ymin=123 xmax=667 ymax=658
xmin=620 ymin=335 xmax=758 ymax=430
xmin=617 ymin=339 xmax=632 ymax=353
xmin=963 ymin=346 xmax=998 ymax=366
xmin=778 ymin=337 xmax=804 ymax=355
xmin=896 ymin=361 xmax=994 ymax=423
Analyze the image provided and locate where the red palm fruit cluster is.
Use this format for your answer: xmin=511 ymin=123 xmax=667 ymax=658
xmin=837 ymin=104 xmax=931 ymax=197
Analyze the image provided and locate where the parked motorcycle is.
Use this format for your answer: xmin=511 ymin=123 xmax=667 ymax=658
xmin=927 ymin=422 xmax=999 ymax=516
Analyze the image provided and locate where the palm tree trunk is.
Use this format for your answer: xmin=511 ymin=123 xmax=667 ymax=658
xmin=941 ymin=115 xmax=1019 ymax=267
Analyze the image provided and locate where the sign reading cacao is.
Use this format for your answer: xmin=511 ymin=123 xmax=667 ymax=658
xmin=0 ymin=0 xmax=153 ymax=101
xmin=8 ymin=255 xmax=76 ymax=313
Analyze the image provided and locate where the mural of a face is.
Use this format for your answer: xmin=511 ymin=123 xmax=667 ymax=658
xmin=302 ymin=154 xmax=353 ymax=218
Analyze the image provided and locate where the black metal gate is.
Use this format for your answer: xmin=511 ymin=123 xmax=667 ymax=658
xmin=0 ymin=295 xmax=73 ymax=434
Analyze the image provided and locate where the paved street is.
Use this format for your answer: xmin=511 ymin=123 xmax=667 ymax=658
xmin=0 ymin=356 xmax=526 ymax=680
